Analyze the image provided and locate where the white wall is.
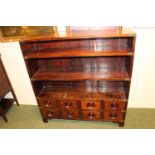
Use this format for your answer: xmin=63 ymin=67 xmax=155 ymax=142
xmin=0 ymin=28 xmax=155 ymax=108
xmin=128 ymin=27 xmax=155 ymax=108
xmin=0 ymin=42 xmax=37 ymax=105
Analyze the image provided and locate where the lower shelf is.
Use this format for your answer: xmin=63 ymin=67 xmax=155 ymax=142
xmin=37 ymin=87 xmax=127 ymax=101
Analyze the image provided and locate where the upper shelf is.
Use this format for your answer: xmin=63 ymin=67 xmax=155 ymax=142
xmin=21 ymin=35 xmax=135 ymax=59
xmin=24 ymin=50 xmax=134 ymax=59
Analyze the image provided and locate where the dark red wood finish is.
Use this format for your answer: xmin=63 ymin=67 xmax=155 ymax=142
xmin=20 ymin=27 xmax=136 ymax=127
xmin=0 ymin=56 xmax=19 ymax=122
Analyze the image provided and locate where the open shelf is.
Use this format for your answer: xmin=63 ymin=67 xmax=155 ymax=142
xmin=37 ymin=85 xmax=127 ymax=101
xmin=21 ymin=37 xmax=134 ymax=59
xmin=33 ymin=81 xmax=128 ymax=101
xmin=38 ymin=88 xmax=127 ymax=101
xmin=31 ymin=69 xmax=130 ymax=81
xmin=27 ymin=56 xmax=131 ymax=81
xmin=24 ymin=49 xmax=133 ymax=59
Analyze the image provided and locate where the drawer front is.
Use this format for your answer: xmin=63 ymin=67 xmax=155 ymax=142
xmin=61 ymin=110 xmax=79 ymax=120
xmin=81 ymin=111 xmax=101 ymax=121
xmin=60 ymin=100 xmax=79 ymax=110
xmin=41 ymin=109 xmax=60 ymax=119
xmin=38 ymin=99 xmax=58 ymax=109
xmin=81 ymin=100 xmax=101 ymax=110
xmin=104 ymin=111 xmax=124 ymax=122
xmin=104 ymin=101 xmax=126 ymax=111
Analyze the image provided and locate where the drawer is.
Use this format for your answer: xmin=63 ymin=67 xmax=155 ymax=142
xmin=38 ymin=99 xmax=58 ymax=109
xmin=61 ymin=110 xmax=79 ymax=120
xmin=104 ymin=101 xmax=126 ymax=111
xmin=81 ymin=110 xmax=101 ymax=121
xmin=60 ymin=100 xmax=79 ymax=110
xmin=104 ymin=111 xmax=124 ymax=122
xmin=81 ymin=100 xmax=101 ymax=110
xmin=41 ymin=109 xmax=60 ymax=119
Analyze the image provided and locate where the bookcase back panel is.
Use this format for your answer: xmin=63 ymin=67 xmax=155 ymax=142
xmin=32 ymin=81 xmax=126 ymax=94
xmin=37 ymin=57 xmax=127 ymax=71
xmin=20 ymin=37 xmax=134 ymax=56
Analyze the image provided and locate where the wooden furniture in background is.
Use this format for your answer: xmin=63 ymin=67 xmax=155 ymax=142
xmin=20 ymin=26 xmax=136 ymax=127
xmin=0 ymin=55 xmax=19 ymax=122
xmin=66 ymin=26 xmax=122 ymax=34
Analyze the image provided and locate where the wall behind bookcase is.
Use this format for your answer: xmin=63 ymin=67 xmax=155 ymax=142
xmin=0 ymin=27 xmax=155 ymax=108
xmin=128 ymin=27 xmax=155 ymax=108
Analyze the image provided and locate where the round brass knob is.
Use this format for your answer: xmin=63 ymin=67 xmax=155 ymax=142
xmin=109 ymin=113 xmax=117 ymax=119
xmin=45 ymin=101 xmax=52 ymax=107
xmin=87 ymin=101 xmax=95 ymax=108
xmin=47 ymin=111 xmax=54 ymax=117
xmin=67 ymin=111 xmax=73 ymax=118
xmin=111 ymin=102 xmax=118 ymax=109
xmin=88 ymin=113 xmax=95 ymax=119
xmin=65 ymin=101 xmax=72 ymax=108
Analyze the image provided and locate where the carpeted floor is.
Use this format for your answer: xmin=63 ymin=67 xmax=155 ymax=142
xmin=0 ymin=104 xmax=155 ymax=129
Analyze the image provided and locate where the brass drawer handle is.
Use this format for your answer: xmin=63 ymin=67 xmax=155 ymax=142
xmin=45 ymin=101 xmax=52 ymax=107
xmin=111 ymin=102 xmax=119 ymax=109
xmin=87 ymin=101 xmax=95 ymax=108
xmin=88 ymin=113 xmax=95 ymax=119
xmin=67 ymin=111 xmax=73 ymax=118
xmin=47 ymin=111 xmax=55 ymax=117
xmin=109 ymin=113 xmax=117 ymax=119
xmin=65 ymin=101 xmax=72 ymax=108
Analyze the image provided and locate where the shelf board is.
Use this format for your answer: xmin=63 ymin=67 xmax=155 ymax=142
xmin=31 ymin=69 xmax=130 ymax=81
xmin=37 ymin=87 xmax=127 ymax=101
xmin=24 ymin=49 xmax=134 ymax=59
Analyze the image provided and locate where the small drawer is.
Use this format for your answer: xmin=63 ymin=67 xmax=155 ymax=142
xmin=60 ymin=100 xmax=79 ymax=110
xmin=41 ymin=109 xmax=60 ymax=119
xmin=62 ymin=110 xmax=79 ymax=120
xmin=104 ymin=101 xmax=126 ymax=111
xmin=38 ymin=99 xmax=58 ymax=109
xmin=81 ymin=111 xmax=100 ymax=121
xmin=81 ymin=100 xmax=101 ymax=110
xmin=104 ymin=111 xmax=124 ymax=122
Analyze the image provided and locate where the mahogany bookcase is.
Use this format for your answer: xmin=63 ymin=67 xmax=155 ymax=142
xmin=20 ymin=26 xmax=136 ymax=127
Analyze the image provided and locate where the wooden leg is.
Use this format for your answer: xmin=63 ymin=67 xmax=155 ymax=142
xmin=11 ymin=90 xmax=19 ymax=106
xmin=43 ymin=118 xmax=48 ymax=123
xmin=2 ymin=114 xmax=8 ymax=122
xmin=0 ymin=103 xmax=8 ymax=122
xmin=118 ymin=122 xmax=125 ymax=127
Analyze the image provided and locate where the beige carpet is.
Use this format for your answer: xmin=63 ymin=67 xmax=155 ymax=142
xmin=0 ymin=105 xmax=155 ymax=128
